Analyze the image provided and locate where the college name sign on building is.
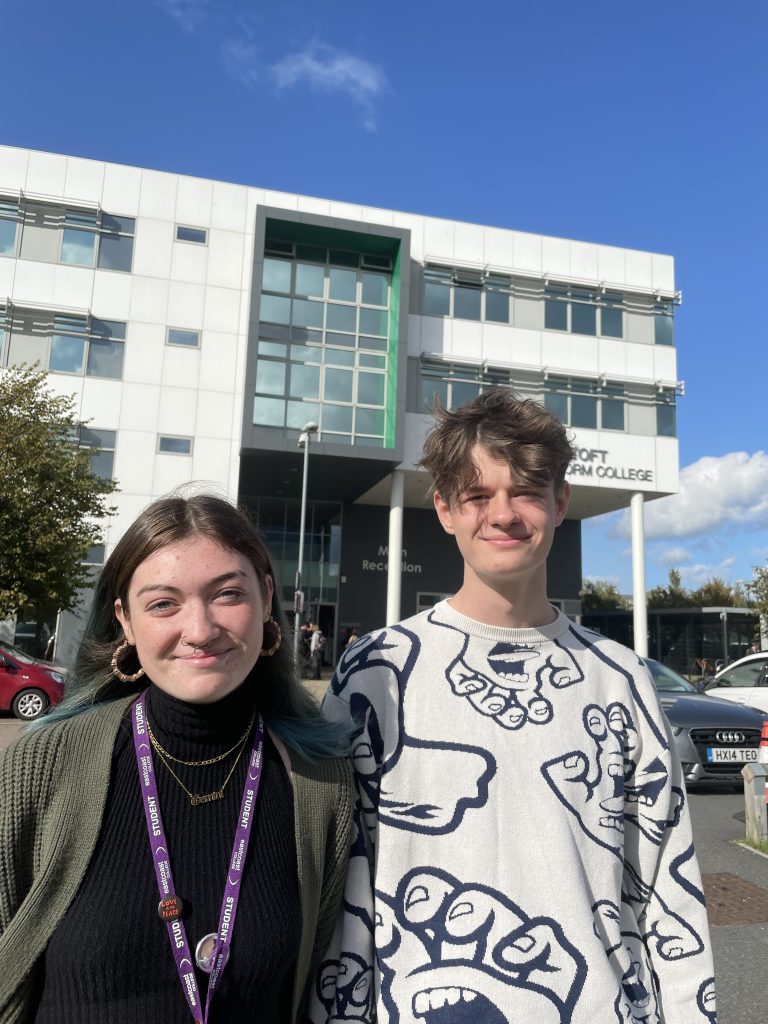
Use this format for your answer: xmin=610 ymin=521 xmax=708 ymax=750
xmin=567 ymin=446 xmax=654 ymax=484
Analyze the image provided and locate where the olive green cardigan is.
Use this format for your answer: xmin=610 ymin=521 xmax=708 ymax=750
xmin=0 ymin=696 xmax=353 ymax=1023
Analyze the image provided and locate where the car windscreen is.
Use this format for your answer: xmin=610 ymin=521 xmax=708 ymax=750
xmin=646 ymin=661 xmax=697 ymax=693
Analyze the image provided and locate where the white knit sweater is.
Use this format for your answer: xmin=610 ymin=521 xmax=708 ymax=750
xmin=310 ymin=601 xmax=716 ymax=1024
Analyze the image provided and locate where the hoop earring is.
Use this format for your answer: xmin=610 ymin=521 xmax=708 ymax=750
xmin=260 ymin=616 xmax=282 ymax=657
xmin=111 ymin=638 xmax=145 ymax=683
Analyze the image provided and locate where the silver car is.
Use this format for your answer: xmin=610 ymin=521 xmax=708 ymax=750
xmin=645 ymin=658 xmax=764 ymax=788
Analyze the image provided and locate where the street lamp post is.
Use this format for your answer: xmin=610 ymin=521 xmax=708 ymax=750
xmin=293 ymin=421 xmax=318 ymax=666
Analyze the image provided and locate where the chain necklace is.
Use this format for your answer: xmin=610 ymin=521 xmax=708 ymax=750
xmin=146 ymin=707 xmax=256 ymax=766
xmin=149 ymin=715 xmax=256 ymax=807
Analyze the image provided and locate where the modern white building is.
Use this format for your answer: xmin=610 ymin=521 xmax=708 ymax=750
xmin=0 ymin=145 xmax=681 ymax=662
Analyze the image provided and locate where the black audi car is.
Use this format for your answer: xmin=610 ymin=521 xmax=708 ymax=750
xmin=644 ymin=658 xmax=765 ymax=788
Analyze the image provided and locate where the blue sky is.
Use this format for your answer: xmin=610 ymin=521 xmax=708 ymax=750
xmin=5 ymin=0 xmax=766 ymax=593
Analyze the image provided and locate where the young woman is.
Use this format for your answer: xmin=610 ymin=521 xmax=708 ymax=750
xmin=0 ymin=494 xmax=353 ymax=1023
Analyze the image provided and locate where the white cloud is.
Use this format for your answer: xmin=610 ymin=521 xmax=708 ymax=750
xmin=612 ymin=451 xmax=768 ymax=540
xmin=651 ymin=545 xmax=692 ymax=566
xmin=221 ymin=37 xmax=260 ymax=88
xmin=269 ymin=43 xmax=387 ymax=131
xmin=155 ymin=0 xmax=208 ymax=32
xmin=678 ymin=557 xmax=736 ymax=587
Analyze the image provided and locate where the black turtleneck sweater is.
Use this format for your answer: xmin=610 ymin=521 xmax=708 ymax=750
xmin=32 ymin=683 xmax=301 ymax=1023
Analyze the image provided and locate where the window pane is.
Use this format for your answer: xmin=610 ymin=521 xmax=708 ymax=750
xmin=322 ymin=405 xmax=353 ymax=432
xmin=326 ymin=331 xmax=355 ymax=347
xmin=601 ymin=400 xmax=625 ymax=431
xmin=258 ymin=341 xmax=287 ymax=357
xmin=359 ymin=307 xmax=388 ymax=336
xmin=359 ymin=354 xmax=385 ymax=368
xmin=255 ymin=360 xmax=286 ymax=396
xmin=544 ymin=392 xmax=569 ymax=423
xmin=262 ymin=258 xmax=291 ymax=293
xmin=328 ymin=268 xmax=357 ymax=302
xmin=657 ymin=404 xmax=676 ymax=436
xmin=329 ymin=249 xmax=359 ymax=268
xmin=424 ymin=282 xmax=450 ymax=316
xmin=358 ymin=372 xmax=384 ymax=406
xmin=291 ymin=299 xmax=324 ymax=329
xmin=296 ymin=244 xmax=324 ymax=263
xmin=0 ymin=219 xmax=17 ymax=256
xmin=358 ymin=335 xmax=387 ymax=351
xmin=289 ymin=362 xmax=320 ymax=399
xmin=260 ymin=294 xmax=291 ymax=324
xmin=571 ymin=395 xmax=598 ymax=428
xmin=90 ymin=449 xmax=115 ymax=479
xmin=355 ymin=407 xmax=384 ymax=435
xmin=324 ymin=367 xmax=354 ymax=403
xmin=158 ymin=436 xmax=192 ymax=453
xmin=454 ymin=286 xmax=481 ymax=321
xmin=600 ymin=306 xmax=623 ymax=338
xmin=544 ymin=300 xmax=567 ymax=331
xmin=286 ymin=400 xmax=320 ymax=429
xmin=97 ymin=233 xmax=133 ymax=272
xmin=261 ymin=323 xmax=290 ymax=341
xmin=61 ymin=228 xmax=96 ymax=266
xmin=361 ymin=272 xmax=388 ymax=306
xmin=291 ymin=327 xmax=322 ymax=345
xmin=168 ymin=328 xmax=200 ymax=347
xmin=421 ymin=379 xmax=449 ymax=412
xmin=451 ymin=381 xmax=481 ymax=408
xmin=655 ymin=314 xmax=674 ymax=346
xmin=80 ymin=427 xmax=116 ymax=448
xmin=176 ymin=226 xmax=207 ymax=244
xmin=324 ymin=348 xmax=355 ymax=366
xmin=253 ymin=396 xmax=285 ymax=426
xmin=485 ymin=290 xmax=509 ymax=323
xmin=101 ymin=214 xmax=135 ymax=234
xmin=295 ymin=262 xmax=324 ymax=298
xmin=571 ymin=302 xmax=597 ymax=336
xmin=290 ymin=345 xmax=322 ymax=364
xmin=87 ymin=339 xmax=124 ymax=378
xmin=326 ymin=303 xmax=356 ymax=333
xmin=91 ymin=319 xmax=126 ymax=340
xmin=50 ymin=334 xmax=86 ymax=374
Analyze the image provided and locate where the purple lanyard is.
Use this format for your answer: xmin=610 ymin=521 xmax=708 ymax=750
xmin=132 ymin=692 xmax=264 ymax=1024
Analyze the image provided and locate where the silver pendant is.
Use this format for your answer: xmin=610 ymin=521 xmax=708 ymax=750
xmin=195 ymin=932 xmax=219 ymax=973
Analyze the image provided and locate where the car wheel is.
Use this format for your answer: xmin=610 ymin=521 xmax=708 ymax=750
xmin=11 ymin=689 xmax=49 ymax=721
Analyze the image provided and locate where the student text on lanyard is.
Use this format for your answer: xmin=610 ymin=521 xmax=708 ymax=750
xmin=132 ymin=692 xmax=264 ymax=1024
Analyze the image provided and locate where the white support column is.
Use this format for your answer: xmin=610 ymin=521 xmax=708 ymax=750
xmin=386 ymin=470 xmax=405 ymax=626
xmin=631 ymin=491 xmax=648 ymax=658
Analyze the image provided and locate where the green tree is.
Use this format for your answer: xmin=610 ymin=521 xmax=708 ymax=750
xmin=647 ymin=568 xmax=695 ymax=608
xmin=747 ymin=564 xmax=768 ymax=647
xmin=580 ymin=578 xmax=630 ymax=612
xmin=0 ymin=365 xmax=116 ymax=619
xmin=690 ymin=576 xmax=750 ymax=608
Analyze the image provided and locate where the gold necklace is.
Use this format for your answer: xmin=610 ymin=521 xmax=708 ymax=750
xmin=151 ymin=725 xmax=253 ymax=807
xmin=146 ymin=709 xmax=256 ymax=767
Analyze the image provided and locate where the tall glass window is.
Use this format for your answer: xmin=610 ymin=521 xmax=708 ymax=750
xmin=255 ymin=240 xmax=394 ymax=446
xmin=0 ymin=202 xmax=18 ymax=256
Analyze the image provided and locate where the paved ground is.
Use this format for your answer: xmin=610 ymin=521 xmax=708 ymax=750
xmin=688 ymin=785 xmax=768 ymax=1023
xmin=2 ymin=678 xmax=764 ymax=1021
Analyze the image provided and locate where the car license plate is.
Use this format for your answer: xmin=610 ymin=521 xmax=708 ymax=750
xmin=706 ymin=747 xmax=758 ymax=763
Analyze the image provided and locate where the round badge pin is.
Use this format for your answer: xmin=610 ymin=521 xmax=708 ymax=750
xmin=158 ymin=895 xmax=184 ymax=921
xmin=195 ymin=932 xmax=219 ymax=973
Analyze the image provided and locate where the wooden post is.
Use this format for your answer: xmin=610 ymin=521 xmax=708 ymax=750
xmin=742 ymin=763 xmax=768 ymax=844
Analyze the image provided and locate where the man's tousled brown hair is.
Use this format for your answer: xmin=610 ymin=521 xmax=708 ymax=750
xmin=418 ymin=386 xmax=575 ymax=505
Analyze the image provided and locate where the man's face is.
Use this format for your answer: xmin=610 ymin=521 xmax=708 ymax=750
xmin=434 ymin=444 xmax=569 ymax=591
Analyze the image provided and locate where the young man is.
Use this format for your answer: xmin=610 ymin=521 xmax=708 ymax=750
xmin=312 ymin=387 xmax=715 ymax=1024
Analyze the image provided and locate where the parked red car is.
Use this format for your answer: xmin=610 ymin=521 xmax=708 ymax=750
xmin=0 ymin=640 xmax=67 ymax=720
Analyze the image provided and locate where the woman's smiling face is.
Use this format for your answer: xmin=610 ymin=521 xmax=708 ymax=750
xmin=114 ymin=534 xmax=272 ymax=704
